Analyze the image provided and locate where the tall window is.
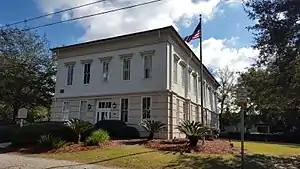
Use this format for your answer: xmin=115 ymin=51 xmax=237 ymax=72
xmin=173 ymin=59 xmax=178 ymax=83
xmin=142 ymin=97 xmax=151 ymax=119
xmin=83 ymin=63 xmax=91 ymax=84
xmin=62 ymin=101 xmax=70 ymax=121
xmin=181 ymin=65 xmax=185 ymax=86
xmin=103 ymin=61 xmax=109 ymax=82
xmin=120 ymin=98 xmax=129 ymax=122
xmin=144 ymin=55 xmax=152 ymax=79
xmin=79 ymin=101 xmax=87 ymax=119
xmin=176 ymin=99 xmax=180 ymax=123
xmin=188 ymin=74 xmax=191 ymax=91
xmin=183 ymin=102 xmax=187 ymax=120
xmin=193 ymin=76 xmax=197 ymax=94
xmin=123 ymin=58 xmax=131 ymax=80
xmin=67 ymin=64 xmax=74 ymax=85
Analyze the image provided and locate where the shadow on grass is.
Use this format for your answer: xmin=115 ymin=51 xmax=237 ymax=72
xmin=163 ymin=154 xmax=300 ymax=169
xmin=44 ymin=150 xmax=158 ymax=169
xmin=0 ymin=145 xmax=51 ymax=154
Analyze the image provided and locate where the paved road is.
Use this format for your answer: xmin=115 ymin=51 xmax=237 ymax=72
xmin=0 ymin=154 xmax=118 ymax=169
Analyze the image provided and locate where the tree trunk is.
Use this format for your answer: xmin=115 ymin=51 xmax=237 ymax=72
xmin=78 ymin=133 xmax=81 ymax=144
xmin=188 ymin=136 xmax=198 ymax=147
xmin=148 ymin=133 xmax=154 ymax=140
xmin=12 ymin=106 xmax=19 ymax=122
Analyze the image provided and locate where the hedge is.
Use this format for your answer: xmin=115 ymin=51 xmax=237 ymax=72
xmin=0 ymin=125 xmax=19 ymax=143
xmin=94 ymin=120 xmax=140 ymax=139
xmin=219 ymin=131 xmax=300 ymax=144
xmin=11 ymin=122 xmax=77 ymax=147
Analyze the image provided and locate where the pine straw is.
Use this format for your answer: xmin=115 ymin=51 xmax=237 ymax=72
xmin=144 ymin=139 xmax=240 ymax=155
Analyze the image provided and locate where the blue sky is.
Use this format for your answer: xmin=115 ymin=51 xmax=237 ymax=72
xmin=0 ymin=0 xmax=257 ymax=71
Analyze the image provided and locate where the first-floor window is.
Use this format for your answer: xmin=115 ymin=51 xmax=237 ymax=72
xmin=176 ymin=99 xmax=180 ymax=124
xmin=120 ymin=98 xmax=129 ymax=122
xmin=142 ymin=97 xmax=151 ymax=119
xmin=62 ymin=101 xmax=70 ymax=121
xmin=79 ymin=101 xmax=87 ymax=118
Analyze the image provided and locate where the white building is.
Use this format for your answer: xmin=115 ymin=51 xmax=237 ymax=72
xmin=50 ymin=26 xmax=220 ymax=139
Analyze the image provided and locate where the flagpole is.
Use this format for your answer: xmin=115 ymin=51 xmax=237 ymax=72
xmin=199 ymin=14 xmax=204 ymax=125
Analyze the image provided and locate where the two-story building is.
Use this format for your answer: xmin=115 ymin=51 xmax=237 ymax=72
xmin=50 ymin=26 xmax=220 ymax=139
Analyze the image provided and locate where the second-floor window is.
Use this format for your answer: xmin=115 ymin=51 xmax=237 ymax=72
xmin=123 ymin=58 xmax=131 ymax=80
xmin=143 ymin=54 xmax=152 ymax=79
xmin=103 ymin=61 xmax=109 ymax=82
xmin=181 ymin=65 xmax=185 ymax=86
xmin=193 ymin=76 xmax=197 ymax=94
xmin=173 ymin=59 xmax=177 ymax=83
xmin=83 ymin=63 xmax=91 ymax=84
xmin=67 ymin=64 xmax=74 ymax=85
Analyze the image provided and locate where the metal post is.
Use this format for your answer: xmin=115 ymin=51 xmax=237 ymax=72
xmin=241 ymin=107 xmax=245 ymax=169
xmin=199 ymin=14 xmax=204 ymax=125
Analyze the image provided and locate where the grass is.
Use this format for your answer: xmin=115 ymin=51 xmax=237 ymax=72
xmin=32 ymin=141 xmax=300 ymax=169
xmin=232 ymin=141 xmax=300 ymax=156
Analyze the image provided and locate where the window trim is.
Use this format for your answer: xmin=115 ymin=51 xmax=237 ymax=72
xmin=79 ymin=100 xmax=88 ymax=118
xmin=119 ymin=98 xmax=129 ymax=123
xmin=83 ymin=62 xmax=91 ymax=85
xmin=173 ymin=55 xmax=179 ymax=83
xmin=141 ymin=96 xmax=152 ymax=120
xmin=122 ymin=57 xmax=131 ymax=81
xmin=62 ymin=101 xmax=70 ymax=121
xmin=142 ymin=54 xmax=153 ymax=79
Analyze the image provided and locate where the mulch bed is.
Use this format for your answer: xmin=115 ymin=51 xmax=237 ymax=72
xmin=125 ymin=139 xmax=240 ymax=154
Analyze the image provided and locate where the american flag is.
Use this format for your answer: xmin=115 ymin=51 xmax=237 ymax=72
xmin=183 ymin=22 xmax=201 ymax=43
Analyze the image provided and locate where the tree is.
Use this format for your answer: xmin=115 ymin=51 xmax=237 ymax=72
xmin=0 ymin=27 xmax=56 ymax=121
xmin=139 ymin=119 xmax=165 ymax=140
xmin=241 ymin=0 xmax=300 ymax=132
xmin=177 ymin=120 xmax=209 ymax=148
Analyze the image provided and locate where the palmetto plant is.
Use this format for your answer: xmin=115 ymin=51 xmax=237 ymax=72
xmin=66 ymin=118 xmax=93 ymax=143
xmin=177 ymin=120 xmax=209 ymax=147
xmin=139 ymin=119 xmax=165 ymax=140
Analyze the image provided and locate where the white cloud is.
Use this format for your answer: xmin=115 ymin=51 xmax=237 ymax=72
xmin=35 ymin=0 xmax=224 ymax=42
xmin=192 ymin=37 xmax=259 ymax=72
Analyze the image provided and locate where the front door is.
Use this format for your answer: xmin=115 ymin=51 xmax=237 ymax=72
xmin=96 ymin=101 xmax=112 ymax=122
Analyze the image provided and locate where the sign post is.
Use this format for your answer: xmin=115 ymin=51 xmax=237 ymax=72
xmin=236 ymin=87 xmax=248 ymax=169
xmin=17 ymin=108 xmax=28 ymax=127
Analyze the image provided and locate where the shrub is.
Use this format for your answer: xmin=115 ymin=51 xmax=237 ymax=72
xmin=66 ymin=118 xmax=93 ymax=143
xmin=139 ymin=120 xmax=165 ymax=140
xmin=94 ymin=120 xmax=140 ymax=139
xmin=85 ymin=129 xmax=110 ymax=146
xmin=0 ymin=125 xmax=19 ymax=143
xmin=177 ymin=120 xmax=209 ymax=147
xmin=12 ymin=122 xmax=77 ymax=147
xmin=37 ymin=134 xmax=67 ymax=149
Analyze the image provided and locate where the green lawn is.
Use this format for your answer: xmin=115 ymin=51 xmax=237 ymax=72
xmin=34 ymin=142 xmax=300 ymax=169
xmin=233 ymin=141 xmax=300 ymax=156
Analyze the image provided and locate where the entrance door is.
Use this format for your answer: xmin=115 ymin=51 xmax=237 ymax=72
xmin=96 ymin=101 xmax=112 ymax=122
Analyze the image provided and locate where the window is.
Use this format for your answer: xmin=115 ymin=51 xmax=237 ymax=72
xmin=176 ymin=99 xmax=180 ymax=123
xmin=79 ymin=101 xmax=87 ymax=118
xmin=188 ymin=74 xmax=191 ymax=91
xmin=62 ymin=101 xmax=70 ymax=121
xmin=123 ymin=58 xmax=131 ymax=80
xmin=98 ymin=101 xmax=111 ymax=109
xmin=103 ymin=61 xmax=109 ymax=82
xmin=193 ymin=76 xmax=197 ymax=94
xmin=173 ymin=59 xmax=178 ymax=83
xmin=83 ymin=63 xmax=91 ymax=84
xmin=120 ymin=98 xmax=129 ymax=122
xmin=181 ymin=65 xmax=185 ymax=86
xmin=143 ymin=54 xmax=152 ymax=79
xmin=67 ymin=64 xmax=74 ymax=85
xmin=142 ymin=97 xmax=151 ymax=119
xmin=183 ymin=102 xmax=187 ymax=120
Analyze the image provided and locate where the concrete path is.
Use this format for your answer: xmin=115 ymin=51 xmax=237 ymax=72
xmin=0 ymin=154 xmax=119 ymax=169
